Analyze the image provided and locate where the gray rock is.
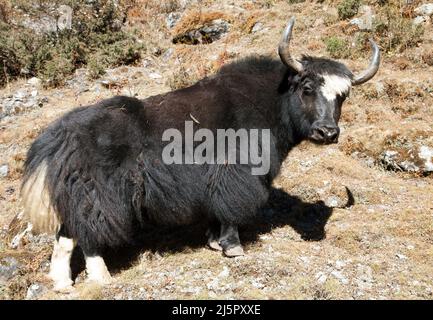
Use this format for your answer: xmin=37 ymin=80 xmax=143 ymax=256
xmin=162 ymin=48 xmax=174 ymax=61
xmin=13 ymin=89 xmax=28 ymax=101
xmin=166 ymin=12 xmax=181 ymax=29
xmin=399 ymin=160 xmax=419 ymax=172
xmin=27 ymin=77 xmax=42 ymax=88
xmin=419 ymin=146 xmax=433 ymax=172
xmin=173 ymin=19 xmax=230 ymax=44
xmin=414 ymin=4 xmax=433 ymax=17
xmin=0 ymin=164 xmax=8 ymax=178
xmin=325 ymin=195 xmax=344 ymax=208
xmin=379 ymin=150 xmax=401 ymax=171
xmin=57 ymin=5 xmax=73 ymax=31
xmin=251 ymin=22 xmax=263 ymax=33
xmin=0 ymin=257 xmax=20 ymax=283
xmin=201 ymin=19 xmax=229 ymax=38
xmin=26 ymin=283 xmax=48 ymax=300
xmin=148 ymin=72 xmax=162 ymax=80
xmin=21 ymin=16 xmax=57 ymax=34
xmin=349 ymin=6 xmax=374 ymax=31
xmin=413 ymin=16 xmax=428 ymax=25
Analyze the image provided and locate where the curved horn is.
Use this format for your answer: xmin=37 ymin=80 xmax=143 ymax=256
xmin=352 ymin=39 xmax=381 ymax=86
xmin=278 ymin=17 xmax=303 ymax=73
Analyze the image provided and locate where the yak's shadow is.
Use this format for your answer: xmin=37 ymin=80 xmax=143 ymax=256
xmin=71 ymin=187 xmax=335 ymax=278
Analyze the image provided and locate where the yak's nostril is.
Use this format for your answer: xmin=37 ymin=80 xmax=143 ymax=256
xmin=314 ymin=128 xmax=326 ymax=139
xmin=327 ymin=128 xmax=339 ymax=141
xmin=311 ymin=126 xmax=339 ymax=143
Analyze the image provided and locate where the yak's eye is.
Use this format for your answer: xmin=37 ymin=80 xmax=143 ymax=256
xmin=302 ymin=82 xmax=314 ymax=95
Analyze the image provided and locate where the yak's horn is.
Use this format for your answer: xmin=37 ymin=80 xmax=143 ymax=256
xmin=352 ymin=39 xmax=381 ymax=86
xmin=278 ymin=17 xmax=303 ymax=73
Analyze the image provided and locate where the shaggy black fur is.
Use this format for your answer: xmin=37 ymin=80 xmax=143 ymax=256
xmin=22 ymin=55 xmax=352 ymax=256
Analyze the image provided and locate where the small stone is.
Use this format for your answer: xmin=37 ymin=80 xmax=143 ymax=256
xmin=419 ymin=146 xmax=433 ymax=172
xmin=414 ymin=4 xmax=433 ymax=17
xmin=396 ymin=253 xmax=407 ymax=260
xmin=251 ymin=279 xmax=265 ymax=289
xmin=349 ymin=6 xmax=374 ymax=31
xmin=162 ymin=48 xmax=174 ymax=62
xmin=218 ymin=266 xmax=230 ymax=278
xmin=325 ymin=195 xmax=343 ymax=208
xmin=166 ymin=12 xmax=181 ymax=29
xmin=13 ymin=89 xmax=28 ymax=101
xmin=0 ymin=257 xmax=20 ymax=283
xmin=399 ymin=161 xmax=419 ymax=172
xmin=316 ymin=272 xmax=327 ymax=284
xmin=27 ymin=77 xmax=42 ymax=87
xmin=251 ymin=22 xmax=263 ymax=33
xmin=149 ymin=72 xmax=162 ymax=79
xmin=413 ymin=16 xmax=427 ymax=25
xmin=0 ymin=164 xmax=8 ymax=178
xmin=26 ymin=283 xmax=48 ymax=300
xmin=331 ymin=270 xmax=349 ymax=284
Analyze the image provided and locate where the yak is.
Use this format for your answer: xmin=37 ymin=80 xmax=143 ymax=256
xmin=21 ymin=17 xmax=380 ymax=291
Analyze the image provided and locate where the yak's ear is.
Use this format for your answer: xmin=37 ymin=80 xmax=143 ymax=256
xmin=278 ymin=69 xmax=297 ymax=94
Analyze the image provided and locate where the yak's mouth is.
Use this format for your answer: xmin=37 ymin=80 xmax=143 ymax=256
xmin=308 ymin=130 xmax=339 ymax=145
xmin=308 ymin=125 xmax=340 ymax=144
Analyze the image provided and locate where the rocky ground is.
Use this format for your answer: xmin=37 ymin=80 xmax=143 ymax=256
xmin=0 ymin=0 xmax=433 ymax=300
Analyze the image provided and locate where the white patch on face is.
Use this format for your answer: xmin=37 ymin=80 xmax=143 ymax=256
xmin=48 ymin=236 xmax=76 ymax=291
xmin=85 ymin=256 xmax=112 ymax=284
xmin=320 ymin=74 xmax=352 ymax=102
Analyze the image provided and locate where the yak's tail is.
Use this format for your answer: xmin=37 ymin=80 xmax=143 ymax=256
xmin=21 ymin=123 xmax=65 ymax=235
xmin=21 ymin=160 xmax=60 ymax=234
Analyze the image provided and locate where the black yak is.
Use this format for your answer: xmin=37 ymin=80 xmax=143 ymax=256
xmin=21 ymin=17 xmax=380 ymax=291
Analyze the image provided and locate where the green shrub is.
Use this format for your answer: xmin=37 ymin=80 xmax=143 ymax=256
xmin=373 ymin=14 xmax=424 ymax=53
xmin=0 ymin=0 xmax=145 ymax=87
xmin=324 ymin=36 xmax=350 ymax=59
xmin=337 ymin=0 xmax=361 ymax=20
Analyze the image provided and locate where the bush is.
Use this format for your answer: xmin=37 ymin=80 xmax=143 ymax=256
xmin=0 ymin=0 xmax=145 ymax=87
xmin=324 ymin=36 xmax=350 ymax=59
xmin=337 ymin=0 xmax=361 ymax=20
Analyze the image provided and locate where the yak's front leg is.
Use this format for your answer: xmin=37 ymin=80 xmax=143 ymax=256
xmin=219 ymin=224 xmax=244 ymax=257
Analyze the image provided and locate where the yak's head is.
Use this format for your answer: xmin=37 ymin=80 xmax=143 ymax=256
xmin=279 ymin=17 xmax=380 ymax=145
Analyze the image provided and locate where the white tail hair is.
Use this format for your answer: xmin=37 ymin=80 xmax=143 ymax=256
xmin=21 ymin=161 xmax=61 ymax=234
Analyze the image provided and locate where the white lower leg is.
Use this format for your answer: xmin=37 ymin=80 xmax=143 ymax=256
xmin=85 ymin=255 xmax=112 ymax=284
xmin=48 ymin=236 xmax=76 ymax=291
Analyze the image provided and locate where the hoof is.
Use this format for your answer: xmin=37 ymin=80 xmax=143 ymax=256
xmin=206 ymin=228 xmax=223 ymax=251
xmin=52 ymin=279 xmax=75 ymax=293
xmin=208 ymin=240 xmax=223 ymax=251
xmin=224 ymin=246 xmax=245 ymax=257
xmin=86 ymin=274 xmax=112 ymax=285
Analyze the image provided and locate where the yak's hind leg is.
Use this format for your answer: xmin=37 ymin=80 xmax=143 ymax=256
xmin=84 ymin=254 xmax=112 ymax=284
xmin=48 ymin=226 xmax=76 ymax=292
xmin=206 ymin=221 xmax=223 ymax=251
